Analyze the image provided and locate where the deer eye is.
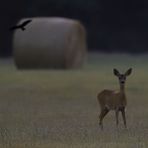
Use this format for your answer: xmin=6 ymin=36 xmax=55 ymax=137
xmin=119 ymin=75 xmax=126 ymax=81
xmin=119 ymin=76 xmax=122 ymax=80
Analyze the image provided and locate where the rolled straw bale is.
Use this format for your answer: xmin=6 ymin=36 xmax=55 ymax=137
xmin=13 ymin=17 xmax=87 ymax=69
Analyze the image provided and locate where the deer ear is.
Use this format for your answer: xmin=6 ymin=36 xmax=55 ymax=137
xmin=125 ymin=68 xmax=132 ymax=76
xmin=113 ymin=69 xmax=120 ymax=76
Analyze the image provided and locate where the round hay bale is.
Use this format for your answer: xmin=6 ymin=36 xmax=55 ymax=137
xmin=13 ymin=17 xmax=87 ymax=69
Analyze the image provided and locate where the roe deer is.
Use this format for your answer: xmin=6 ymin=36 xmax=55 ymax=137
xmin=97 ymin=68 xmax=132 ymax=129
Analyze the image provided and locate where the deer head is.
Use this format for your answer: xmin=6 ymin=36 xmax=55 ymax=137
xmin=113 ymin=68 xmax=132 ymax=85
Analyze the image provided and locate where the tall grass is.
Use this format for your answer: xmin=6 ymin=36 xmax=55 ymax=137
xmin=0 ymin=53 xmax=147 ymax=147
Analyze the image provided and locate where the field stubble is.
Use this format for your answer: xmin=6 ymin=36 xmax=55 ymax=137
xmin=0 ymin=53 xmax=148 ymax=147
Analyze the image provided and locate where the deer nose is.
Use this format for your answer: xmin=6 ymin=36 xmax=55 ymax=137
xmin=121 ymin=81 xmax=125 ymax=84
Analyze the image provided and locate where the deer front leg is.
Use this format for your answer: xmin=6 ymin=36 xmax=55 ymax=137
xmin=121 ymin=107 xmax=127 ymax=128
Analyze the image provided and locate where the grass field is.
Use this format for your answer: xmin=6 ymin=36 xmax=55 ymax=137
xmin=0 ymin=53 xmax=148 ymax=148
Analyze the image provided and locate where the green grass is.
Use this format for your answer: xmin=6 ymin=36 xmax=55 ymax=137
xmin=0 ymin=53 xmax=148 ymax=147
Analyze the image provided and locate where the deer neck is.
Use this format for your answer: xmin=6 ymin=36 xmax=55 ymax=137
xmin=120 ymin=84 xmax=125 ymax=94
xmin=119 ymin=84 xmax=127 ymax=105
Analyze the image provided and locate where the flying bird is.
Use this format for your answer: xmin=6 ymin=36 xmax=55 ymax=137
xmin=9 ymin=19 xmax=32 ymax=31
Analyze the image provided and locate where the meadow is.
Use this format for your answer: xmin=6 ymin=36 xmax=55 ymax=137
xmin=0 ymin=53 xmax=148 ymax=148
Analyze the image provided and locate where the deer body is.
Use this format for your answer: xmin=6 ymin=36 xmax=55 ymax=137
xmin=98 ymin=90 xmax=126 ymax=110
xmin=97 ymin=68 xmax=132 ymax=129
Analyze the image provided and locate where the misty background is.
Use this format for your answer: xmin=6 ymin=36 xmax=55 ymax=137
xmin=1 ymin=0 xmax=148 ymax=57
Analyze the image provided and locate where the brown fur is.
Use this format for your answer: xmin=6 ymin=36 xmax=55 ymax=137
xmin=97 ymin=68 xmax=132 ymax=129
xmin=98 ymin=89 xmax=127 ymax=110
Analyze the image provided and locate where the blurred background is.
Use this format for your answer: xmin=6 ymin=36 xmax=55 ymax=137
xmin=1 ymin=0 xmax=148 ymax=57
xmin=0 ymin=1 xmax=148 ymax=147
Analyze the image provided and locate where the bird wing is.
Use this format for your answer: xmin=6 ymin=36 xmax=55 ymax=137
xmin=9 ymin=19 xmax=32 ymax=31
xmin=21 ymin=20 xmax=32 ymax=27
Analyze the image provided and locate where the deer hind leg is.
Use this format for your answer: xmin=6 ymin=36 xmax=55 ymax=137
xmin=99 ymin=107 xmax=109 ymax=129
xmin=115 ymin=109 xmax=119 ymax=127
xmin=120 ymin=107 xmax=127 ymax=128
